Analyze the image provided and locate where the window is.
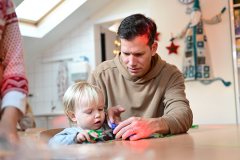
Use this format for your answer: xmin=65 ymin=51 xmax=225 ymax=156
xmin=16 ymin=0 xmax=64 ymax=25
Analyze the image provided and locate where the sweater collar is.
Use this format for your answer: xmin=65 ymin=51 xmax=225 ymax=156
xmin=113 ymin=52 xmax=166 ymax=83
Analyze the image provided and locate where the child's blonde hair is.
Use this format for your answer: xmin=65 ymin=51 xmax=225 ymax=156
xmin=63 ymin=82 xmax=103 ymax=127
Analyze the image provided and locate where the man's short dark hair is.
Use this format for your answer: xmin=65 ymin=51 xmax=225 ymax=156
xmin=117 ymin=14 xmax=157 ymax=47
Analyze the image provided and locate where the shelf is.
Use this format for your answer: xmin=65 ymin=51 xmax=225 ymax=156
xmin=231 ymin=0 xmax=240 ymax=123
xmin=42 ymin=57 xmax=73 ymax=63
xmin=234 ymin=3 xmax=240 ymax=8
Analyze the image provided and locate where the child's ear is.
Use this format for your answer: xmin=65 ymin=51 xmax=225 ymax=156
xmin=68 ymin=111 xmax=77 ymax=122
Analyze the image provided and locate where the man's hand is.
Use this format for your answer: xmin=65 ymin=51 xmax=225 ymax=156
xmin=113 ymin=117 xmax=169 ymax=141
xmin=74 ymin=130 xmax=98 ymax=143
xmin=107 ymin=105 xmax=125 ymax=126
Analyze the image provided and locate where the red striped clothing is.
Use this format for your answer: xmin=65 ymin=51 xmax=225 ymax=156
xmin=0 ymin=0 xmax=28 ymax=97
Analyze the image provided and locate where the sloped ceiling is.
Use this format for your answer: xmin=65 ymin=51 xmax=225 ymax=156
xmin=13 ymin=0 xmax=113 ymax=63
xmin=13 ymin=0 xmax=23 ymax=7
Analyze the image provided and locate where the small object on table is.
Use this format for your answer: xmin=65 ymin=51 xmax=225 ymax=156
xmin=143 ymin=134 xmax=174 ymax=139
xmin=109 ymin=122 xmax=117 ymax=130
xmin=85 ymin=128 xmax=114 ymax=143
xmin=190 ymin=125 xmax=199 ymax=128
xmin=85 ymin=130 xmax=102 ymax=143
xmin=87 ymin=122 xmax=175 ymax=142
xmin=101 ymin=129 xmax=113 ymax=135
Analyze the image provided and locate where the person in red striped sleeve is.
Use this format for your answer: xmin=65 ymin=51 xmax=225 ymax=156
xmin=0 ymin=0 xmax=28 ymax=143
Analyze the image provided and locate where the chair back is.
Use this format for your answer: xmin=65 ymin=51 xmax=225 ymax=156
xmin=38 ymin=128 xmax=65 ymax=143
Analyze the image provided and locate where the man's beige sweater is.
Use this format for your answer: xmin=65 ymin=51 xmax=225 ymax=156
xmin=88 ymin=53 xmax=193 ymax=134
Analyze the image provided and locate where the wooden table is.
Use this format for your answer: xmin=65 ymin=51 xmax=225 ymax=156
xmin=3 ymin=124 xmax=240 ymax=159
xmin=48 ymin=124 xmax=240 ymax=160
xmin=18 ymin=128 xmax=46 ymax=139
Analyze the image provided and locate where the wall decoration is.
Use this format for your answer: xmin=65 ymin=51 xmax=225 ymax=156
xmin=113 ymin=35 xmax=121 ymax=55
xmin=172 ymin=0 xmax=230 ymax=86
xmin=178 ymin=0 xmax=194 ymax=4
xmin=178 ymin=0 xmax=194 ymax=14
xmin=166 ymin=41 xmax=179 ymax=55
xmin=57 ymin=62 xmax=68 ymax=101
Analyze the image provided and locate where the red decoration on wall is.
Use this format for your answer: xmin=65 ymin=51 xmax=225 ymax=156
xmin=166 ymin=41 xmax=179 ymax=54
xmin=155 ymin=32 xmax=160 ymax=41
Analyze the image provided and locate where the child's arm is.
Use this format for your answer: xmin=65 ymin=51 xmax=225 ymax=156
xmin=48 ymin=128 xmax=83 ymax=145
xmin=74 ymin=130 xmax=98 ymax=143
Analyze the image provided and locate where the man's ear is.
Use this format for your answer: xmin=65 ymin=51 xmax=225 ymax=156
xmin=151 ymin=42 xmax=158 ymax=56
xmin=68 ymin=111 xmax=77 ymax=122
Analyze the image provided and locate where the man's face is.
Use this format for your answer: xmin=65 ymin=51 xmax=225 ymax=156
xmin=120 ymin=35 xmax=157 ymax=78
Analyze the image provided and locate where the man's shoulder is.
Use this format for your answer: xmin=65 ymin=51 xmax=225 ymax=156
xmin=163 ymin=62 xmax=182 ymax=75
xmin=92 ymin=59 xmax=117 ymax=76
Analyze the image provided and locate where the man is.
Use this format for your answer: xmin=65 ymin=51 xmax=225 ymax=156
xmin=88 ymin=14 xmax=193 ymax=141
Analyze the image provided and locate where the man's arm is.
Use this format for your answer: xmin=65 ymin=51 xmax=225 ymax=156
xmin=110 ymin=70 xmax=192 ymax=140
xmin=161 ymin=71 xmax=193 ymax=134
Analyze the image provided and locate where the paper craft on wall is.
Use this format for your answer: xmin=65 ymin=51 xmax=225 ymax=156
xmin=171 ymin=0 xmax=230 ymax=86
xmin=166 ymin=41 xmax=179 ymax=55
xmin=57 ymin=62 xmax=68 ymax=101
xmin=178 ymin=0 xmax=194 ymax=14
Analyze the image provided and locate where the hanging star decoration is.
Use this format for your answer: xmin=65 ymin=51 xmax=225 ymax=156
xmin=166 ymin=41 xmax=179 ymax=54
xmin=155 ymin=32 xmax=160 ymax=41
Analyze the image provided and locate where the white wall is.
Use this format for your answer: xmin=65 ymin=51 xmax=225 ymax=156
xmin=149 ymin=0 xmax=236 ymax=124
xmin=91 ymin=0 xmax=150 ymax=67
xmin=26 ymin=20 xmax=96 ymax=114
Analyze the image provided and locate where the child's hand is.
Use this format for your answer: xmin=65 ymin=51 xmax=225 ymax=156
xmin=74 ymin=130 xmax=99 ymax=143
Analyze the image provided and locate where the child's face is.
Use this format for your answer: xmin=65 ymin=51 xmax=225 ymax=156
xmin=74 ymin=93 xmax=105 ymax=130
